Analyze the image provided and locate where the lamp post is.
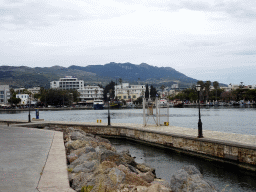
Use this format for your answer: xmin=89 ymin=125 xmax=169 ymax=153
xmin=28 ymin=94 xmax=31 ymax=122
xmin=107 ymin=93 xmax=110 ymax=126
xmin=196 ymin=84 xmax=203 ymax=138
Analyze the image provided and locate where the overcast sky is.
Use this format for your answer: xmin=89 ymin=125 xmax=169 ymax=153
xmin=1 ymin=0 xmax=256 ymax=85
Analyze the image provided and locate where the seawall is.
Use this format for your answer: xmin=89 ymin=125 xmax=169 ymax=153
xmin=2 ymin=120 xmax=256 ymax=172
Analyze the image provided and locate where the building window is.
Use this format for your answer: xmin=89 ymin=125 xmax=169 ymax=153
xmin=133 ymin=95 xmax=136 ymax=98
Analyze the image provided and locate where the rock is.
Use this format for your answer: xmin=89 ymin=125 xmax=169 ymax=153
xmin=65 ymin=140 xmax=88 ymax=152
xmin=71 ymin=172 xmax=93 ymax=191
xmin=170 ymin=165 xmax=218 ymax=192
xmin=183 ymin=165 xmax=201 ymax=175
xmin=137 ymin=163 xmax=155 ymax=174
xmin=100 ymin=150 xmax=123 ymax=165
xmin=127 ymin=165 xmax=139 ymax=174
xmin=70 ymin=131 xmax=86 ymax=140
xmin=67 ymin=153 xmax=78 ymax=163
xmin=69 ymin=152 xmax=98 ymax=169
xmin=138 ymin=171 xmax=155 ymax=183
xmin=152 ymin=179 xmax=170 ymax=188
xmin=121 ymin=151 xmax=137 ymax=166
xmin=72 ymin=160 xmax=96 ymax=173
xmin=117 ymin=164 xmax=130 ymax=173
xmin=123 ymin=171 xmax=150 ymax=187
xmin=108 ymin=167 xmax=126 ymax=185
xmin=95 ymin=135 xmax=111 ymax=143
xmin=136 ymin=186 xmax=148 ymax=192
xmin=148 ymin=183 xmax=172 ymax=192
xmin=67 ymin=127 xmax=75 ymax=132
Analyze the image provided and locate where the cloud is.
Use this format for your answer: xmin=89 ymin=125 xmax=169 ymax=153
xmin=0 ymin=0 xmax=137 ymax=30
xmin=177 ymin=0 xmax=256 ymax=21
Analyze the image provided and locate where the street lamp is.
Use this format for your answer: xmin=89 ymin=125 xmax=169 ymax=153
xmin=107 ymin=93 xmax=110 ymax=126
xmin=196 ymin=84 xmax=203 ymax=138
xmin=28 ymin=94 xmax=31 ymax=122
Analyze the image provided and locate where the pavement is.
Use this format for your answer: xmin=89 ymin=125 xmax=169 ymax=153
xmin=0 ymin=124 xmax=75 ymax=192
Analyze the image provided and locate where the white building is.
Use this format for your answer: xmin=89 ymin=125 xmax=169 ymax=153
xmin=115 ymin=83 xmax=146 ymax=101
xmin=50 ymin=76 xmax=84 ymax=90
xmin=0 ymin=85 xmax=10 ymax=105
xmin=50 ymin=76 xmax=103 ymax=101
xmin=78 ymin=85 xmax=104 ymax=102
xmin=28 ymin=87 xmax=40 ymax=95
xmin=16 ymin=94 xmax=29 ymax=105
xmin=14 ymin=88 xmax=25 ymax=93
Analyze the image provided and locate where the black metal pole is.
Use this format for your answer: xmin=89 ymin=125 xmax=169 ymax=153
xmin=28 ymin=97 xmax=31 ymax=122
xmin=198 ymin=91 xmax=203 ymax=138
xmin=108 ymin=100 xmax=110 ymax=126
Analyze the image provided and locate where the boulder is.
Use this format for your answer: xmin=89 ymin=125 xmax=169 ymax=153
xmin=95 ymin=135 xmax=111 ymax=143
xmin=152 ymin=178 xmax=170 ymax=188
xmin=69 ymin=152 xmax=98 ymax=169
xmin=170 ymin=165 xmax=218 ymax=192
xmin=65 ymin=140 xmax=88 ymax=152
xmin=108 ymin=167 xmax=126 ymax=185
xmin=67 ymin=153 xmax=78 ymax=163
xmin=136 ymin=186 xmax=148 ymax=192
xmin=138 ymin=171 xmax=155 ymax=183
xmin=148 ymin=183 xmax=172 ymax=192
xmin=136 ymin=163 xmax=155 ymax=174
xmin=72 ymin=160 xmax=97 ymax=173
xmin=71 ymin=172 xmax=93 ymax=191
xmin=100 ymin=150 xmax=123 ymax=165
xmin=70 ymin=131 xmax=86 ymax=140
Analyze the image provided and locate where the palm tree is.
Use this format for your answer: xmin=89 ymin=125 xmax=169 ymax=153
xmin=119 ymin=78 xmax=122 ymax=88
xmin=127 ymin=89 xmax=130 ymax=101
xmin=160 ymin=85 xmax=165 ymax=98
xmin=213 ymin=81 xmax=219 ymax=101
xmin=204 ymin=81 xmax=211 ymax=101
xmin=95 ymin=88 xmax=98 ymax=99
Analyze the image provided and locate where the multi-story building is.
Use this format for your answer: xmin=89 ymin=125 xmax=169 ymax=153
xmin=50 ymin=76 xmax=103 ymax=101
xmin=28 ymin=87 xmax=40 ymax=95
xmin=78 ymin=85 xmax=104 ymax=102
xmin=0 ymin=85 xmax=10 ymax=105
xmin=16 ymin=94 xmax=29 ymax=105
xmin=115 ymin=83 xmax=146 ymax=101
xmin=50 ymin=76 xmax=84 ymax=90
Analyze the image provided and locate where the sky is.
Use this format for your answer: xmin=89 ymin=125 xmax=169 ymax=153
xmin=1 ymin=0 xmax=256 ymax=85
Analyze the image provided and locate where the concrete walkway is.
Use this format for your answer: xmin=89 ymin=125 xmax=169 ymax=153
xmin=0 ymin=125 xmax=74 ymax=192
xmin=42 ymin=121 xmax=256 ymax=147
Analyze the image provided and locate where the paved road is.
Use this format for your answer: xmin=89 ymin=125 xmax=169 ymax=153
xmin=0 ymin=125 xmax=74 ymax=192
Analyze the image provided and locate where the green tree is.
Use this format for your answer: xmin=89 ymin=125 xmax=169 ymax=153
xmin=150 ymin=85 xmax=157 ymax=98
xmin=204 ymin=80 xmax=211 ymax=101
xmin=104 ymin=81 xmax=115 ymax=101
xmin=145 ymin=84 xmax=149 ymax=98
xmin=213 ymin=81 xmax=219 ymax=101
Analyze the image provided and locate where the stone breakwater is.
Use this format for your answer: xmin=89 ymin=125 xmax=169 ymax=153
xmin=44 ymin=126 xmax=219 ymax=192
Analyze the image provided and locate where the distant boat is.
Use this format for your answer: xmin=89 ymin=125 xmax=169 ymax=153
xmin=93 ymin=100 xmax=104 ymax=110
xmin=173 ymin=100 xmax=184 ymax=108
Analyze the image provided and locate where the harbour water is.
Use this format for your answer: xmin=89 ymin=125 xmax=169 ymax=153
xmin=1 ymin=106 xmax=256 ymax=135
xmin=1 ymin=107 xmax=256 ymax=191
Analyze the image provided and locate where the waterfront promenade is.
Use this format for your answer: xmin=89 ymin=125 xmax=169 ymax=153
xmin=1 ymin=119 xmax=256 ymax=191
xmin=0 ymin=124 xmax=75 ymax=192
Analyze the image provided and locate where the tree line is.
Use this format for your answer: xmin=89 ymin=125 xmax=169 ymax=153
xmin=169 ymin=81 xmax=256 ymax=102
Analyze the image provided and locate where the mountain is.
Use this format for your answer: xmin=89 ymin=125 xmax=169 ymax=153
xmin=0 ymin=63 xmax=198 ymax=88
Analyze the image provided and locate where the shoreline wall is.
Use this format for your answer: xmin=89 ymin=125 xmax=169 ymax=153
xmin=13 ymin=122 xmax=256 ymax=172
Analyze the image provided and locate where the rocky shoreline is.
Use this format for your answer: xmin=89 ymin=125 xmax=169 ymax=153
xmin=46 ymin=126 xmax=219 ymax=192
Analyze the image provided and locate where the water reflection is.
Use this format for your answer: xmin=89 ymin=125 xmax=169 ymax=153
xmin=0 ymin=107 xmax=256 ymax=135
xmin=110 ymin=138 xmax=256 ymax=192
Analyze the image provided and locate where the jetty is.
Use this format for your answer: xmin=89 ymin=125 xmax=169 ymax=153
xmin=1 ymin=119 xmax=256 ymax=172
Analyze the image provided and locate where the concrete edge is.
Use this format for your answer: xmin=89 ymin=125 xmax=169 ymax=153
xmin=37 ymin=131 xmax=75 ymax=192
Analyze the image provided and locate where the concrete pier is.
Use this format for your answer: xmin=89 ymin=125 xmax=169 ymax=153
xmin=0 ymin=123 xmax=75 ymax=192
xmin=1 ymin=119 xmax=256 ymax=172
